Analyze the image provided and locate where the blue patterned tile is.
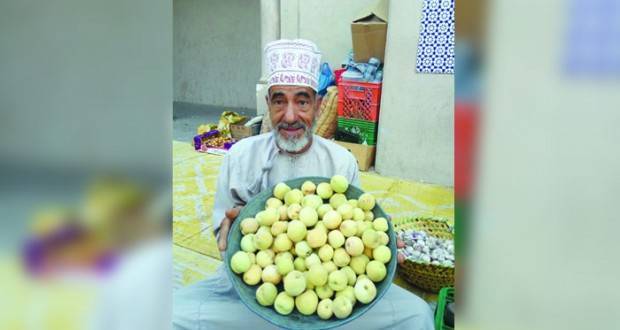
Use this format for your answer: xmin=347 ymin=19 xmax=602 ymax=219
xmin=416 ymin=0 xmax=455 ymax=74
xmin=564 ymin=0 xmax=620 ymax=77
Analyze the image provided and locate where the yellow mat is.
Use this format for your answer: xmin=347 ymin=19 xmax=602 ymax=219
xmin=0 ymin=139 xmax=454 ymax=329
xmin=173 ymin=140 xmax=454 ymax=298
xmin=0 ymin=258 xmax=95 ymax=330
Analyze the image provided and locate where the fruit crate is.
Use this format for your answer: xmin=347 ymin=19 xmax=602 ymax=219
xmin=337 ymin=80 xmax=382 ymax=122
xmin=336 ymin=117 xmax=378 ymax=146
xmin=434 ymin=287 xmax=455 ymax=330
xmin=334 ymin=68 xmax=346 ymax=85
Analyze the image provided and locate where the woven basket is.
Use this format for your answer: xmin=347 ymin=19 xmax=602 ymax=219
xmin=394 ymin=218 xmax=455 ymax=293
xmin=314 ymin=86 xmax=338 ymax=139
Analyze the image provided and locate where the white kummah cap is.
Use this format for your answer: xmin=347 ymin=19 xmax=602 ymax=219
xmin=264 ymin=39 xmax=322 ymax=92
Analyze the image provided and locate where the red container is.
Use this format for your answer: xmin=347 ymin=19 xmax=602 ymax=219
xmin=337 ymin=80 xmax=382 ymax=122
xmin=455 ymin=101 xmax=479 ymax=200
xmin=334 ymin=68 xmax=346 ymax=85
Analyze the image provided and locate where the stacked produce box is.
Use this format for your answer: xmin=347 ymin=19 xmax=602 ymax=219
xmin=335 ymin=79 xmax=382 ymax=171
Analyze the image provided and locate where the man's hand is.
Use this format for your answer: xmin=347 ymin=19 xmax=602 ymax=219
xmin=217 ymin=206 xmax=242 ymax=251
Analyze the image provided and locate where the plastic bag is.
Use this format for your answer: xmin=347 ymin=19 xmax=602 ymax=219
xmin=217 ymin=111 xmax=247 ymax=137
xmin=196 ymin=111 xmax=246 ymax=138
xmin=317 ymin=62 xmax=335 ymax=96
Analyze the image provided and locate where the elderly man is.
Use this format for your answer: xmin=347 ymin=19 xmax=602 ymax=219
xmin=173 ymin=39 xmax=434 ymax=329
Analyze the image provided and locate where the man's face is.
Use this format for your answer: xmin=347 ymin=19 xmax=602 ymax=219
xmin=267 ymin=85 xmax=319 ymax=153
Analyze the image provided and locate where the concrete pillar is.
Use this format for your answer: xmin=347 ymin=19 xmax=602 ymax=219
xmin=375 ymin=0 xmax=454 ymax=185
xmin=279 ymin=0 xmax=299 ymax=39
xmin=256 ymin=0 xmax=281 ymax=115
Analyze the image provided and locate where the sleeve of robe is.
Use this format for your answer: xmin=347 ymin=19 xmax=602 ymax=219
xmin=212 ymin=152 xmax=245 ymax=241
xmin=346 ymin=150 xmax=361 ymax=188
xmin=350 ymin=163 xmax=361 ymax=188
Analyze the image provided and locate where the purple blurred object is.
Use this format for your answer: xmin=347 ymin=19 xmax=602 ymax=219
xmin=95 ymin=251 xmax=119 ymax=275
xmin=193 ymin=136 xmax=202 ymax=150
xmin=224 ymin=141 xmax=236 ymax=150
xmin=23 ymin=240 xmax=45 ymax=274
xmin=193 ymin=130 xmax=221 ymax=150
xmin=22 ymin=224 xmax=84 ymax=275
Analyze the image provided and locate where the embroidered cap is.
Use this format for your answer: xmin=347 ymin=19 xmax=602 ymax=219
xmin=264 ymin=39 xmax=322 ymax=92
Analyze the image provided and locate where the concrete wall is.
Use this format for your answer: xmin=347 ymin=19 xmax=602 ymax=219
xmin=375 ymin=0 xmax=454 ymax=186
xmin=0 ymin=0 xmax=172 ymax=172
xmin=279 ymin=0 xmax=376 ymax=68
xmin=467 ymin=1 xmax=620 ymax=328
xmin=256 ymin=0 xmax=375 ymax=115
xmin=280 ymin=0 xmax=454 ymax=185
xmin=174 ymin=0 xmax=261 ymax=109
xmin=291 ymin=0 xmax=377 ymax=67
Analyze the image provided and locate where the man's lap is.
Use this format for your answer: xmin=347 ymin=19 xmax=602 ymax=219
xmin=173 ymin=265 xmax=434 ymax=330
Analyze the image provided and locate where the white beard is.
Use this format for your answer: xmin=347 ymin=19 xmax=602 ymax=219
xmin=273 ymin=120 xmax=316 ymax=153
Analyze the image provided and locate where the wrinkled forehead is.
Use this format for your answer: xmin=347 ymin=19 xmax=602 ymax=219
xmin=268 ymin=85 xmax=316 ymax=98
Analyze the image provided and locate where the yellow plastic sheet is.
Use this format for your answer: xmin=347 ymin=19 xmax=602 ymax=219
xmin=172 ymin=140 xmax=454 ymax=292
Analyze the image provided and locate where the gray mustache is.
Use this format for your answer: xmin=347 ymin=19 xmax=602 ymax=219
xmin=277 ymin=122 xmax=306 ymax=130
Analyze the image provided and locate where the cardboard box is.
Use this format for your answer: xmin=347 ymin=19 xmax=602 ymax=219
xmin=335 ymin=140 xmax=376 ymax=172
xmin=230 ymin=118 xmax=261 ymax=140
xmin=351 ymin=0 xmax=388 ymax=63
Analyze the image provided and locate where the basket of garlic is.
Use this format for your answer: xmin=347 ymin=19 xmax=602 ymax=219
xmin=225 ymin=175 xmax=397 ymax=330
xmin=394 ymin=218 xmax=454 ymax=293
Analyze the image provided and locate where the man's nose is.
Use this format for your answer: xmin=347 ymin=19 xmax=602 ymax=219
xmin=282 ymin=102 xmax=297 ymax=123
